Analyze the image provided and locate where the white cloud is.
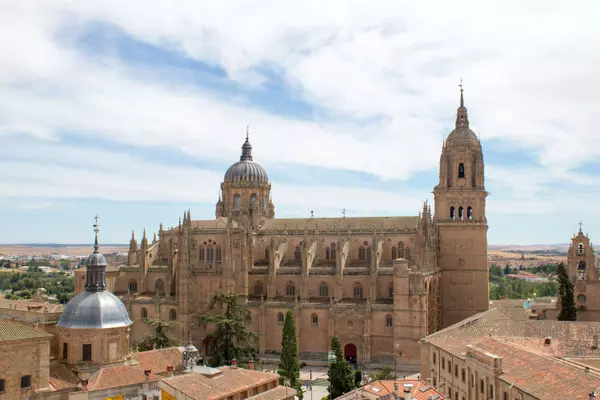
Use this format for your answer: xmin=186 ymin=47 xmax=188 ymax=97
xmin=1 ymin=0 xmax=600 ymax=224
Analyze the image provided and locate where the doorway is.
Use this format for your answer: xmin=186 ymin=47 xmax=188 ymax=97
xmin=344 ymin=343 xmax=357 ymax=367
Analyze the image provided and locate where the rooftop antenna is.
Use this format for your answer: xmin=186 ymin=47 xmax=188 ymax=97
xmin=342 ymin=208 xmax=346 ymax=219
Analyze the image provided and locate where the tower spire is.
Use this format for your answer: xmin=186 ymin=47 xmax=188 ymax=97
xmin=93 ymin=214 xmax=100 ymax=253
xmin=240 ymin=126 xmax=253 ymax=161
xmin=455 ymin=79 xmax=469 ymax=129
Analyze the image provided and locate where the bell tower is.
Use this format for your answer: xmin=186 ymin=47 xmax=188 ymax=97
xmin=433 ymin=85 xmax=489 ymax=328
xmin=567 ymin=222 xmax=597 ymax=281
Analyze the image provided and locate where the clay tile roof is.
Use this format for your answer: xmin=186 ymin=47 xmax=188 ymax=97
xmin=246 ymin=385 xmax=293 ymax=400
xmin=132 ymin=346 xmax=184 ymax=373
xmin=338 ymin=379 xmax=447 ymax=400
xmin=162 ymin=367 xmax=280 ymax=399
xmin=0 ymin=299 xmax=64 ymax=313
xmin=47 ymin=362 xmax=79 ymax=391
xmin=0 ymin=318 xmax=53 ymax=342
xmin=429 ymin=336 xmax=600 ymax=400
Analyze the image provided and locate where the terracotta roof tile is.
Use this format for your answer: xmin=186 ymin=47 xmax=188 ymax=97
xmin=429 ymin=337 xmax=600 ymax=400
xmin=0 ymin=318 xmax=54 ymax=342
xmin=47 ymin=362 xmax=79 ymax=391
xmin=132 ymin=346 xmax=184 ymax=373
xmin=0 ymin=299 xmax=64 ymax=313
xmin=337 ymin=379 xmax=447 ymax=400
xmin=246 ymin=385 xmax=294 ymax=400
xmin=162 ymin=366 xmax=280 ymax=400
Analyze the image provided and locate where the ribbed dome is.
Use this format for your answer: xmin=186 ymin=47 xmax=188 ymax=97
xmin=224 ymin=134 xmax=269 ymax=183
xmin=445 ymin=86 xmax=481 ymax=149
xmin=56 ymin=290 xmax=132 ymax=329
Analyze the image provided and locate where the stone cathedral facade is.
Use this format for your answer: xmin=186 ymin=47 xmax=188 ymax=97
xmin=75 ymin=89 xmax=490 ymax=367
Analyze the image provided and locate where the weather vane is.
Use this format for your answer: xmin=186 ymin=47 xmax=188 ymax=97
xmin=458 ymin=77 xmax=463 ymax=91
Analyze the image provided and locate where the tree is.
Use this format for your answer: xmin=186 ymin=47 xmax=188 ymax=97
xmin=278 ymin=311 xmax=302 ymax=399
xmin=138 ymin=318 xmax=178 ymax=351
xmin=327 ymin=336 xmax=354 ymax=399
xmin=557 ymin=263 xmax=577 ymax=321
xmin=199 ymin=293 xmax=258 ymax=367
xmin=370 ymin=365 xmax=395 ymax=381
xmin=354 ymin=369 xmax=362 ymax=387
xmin=503 ymin=265 xmax=512 ymax=276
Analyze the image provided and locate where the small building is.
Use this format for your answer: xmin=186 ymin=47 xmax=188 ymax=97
xmin=159 ymin=361 xmax=294 ymax=400
xmin=0 ymin=318 xmax=54 ymax=399
xmin=336 ymin=378 xmax=447 ymax=399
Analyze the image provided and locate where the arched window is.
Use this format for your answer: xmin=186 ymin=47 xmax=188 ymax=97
xmin=467 ymin=207 xmax=473 ymax=220
xmin=311 ymin=314 xmax=318 ymax=327
xmin=254 ymin=281 xmax=264 ymax=296
xmin=578 ymin=261 xmax=587 ymax=279
xmin=458 ymin=207 xmax=464 ymax=221
xmin=458 ymin=163 xmax=465 ymax=178
xmin=169 ymin=309 xmax=177 ymax=321
xmin=294 ymin=246 xmax=301 ymax=260
xmin=215 ymin=247 xmax=222 ymax=263
xmin=285 ymin=281 xmax=296 ymax=297
xmin=200 ymin=247 xmax=205 ymax=261
xmin=155 ymin=279 xmax=164 ymax=294
xmin=353 ymin=283 xmax=363 ymax=298
xmin=250 ymin=193 xmax=257 ymax=210
xmin=331 ymin=243 xmax=337 ymax=260
xmin=389 ymin=283 xmax=394 ymax=298
xmin=207 ymin=247 xmax=214 ymax=263
xmin=277 ymin=312 xmax=284 ymax=324
xmin=366 ymin=247 xmax=372 ymax=261
xmin=320 ymin=283 xmax=329 ymax=297
xmin=141 ymin=308 xmax=148 ymax=318
xmin=128 ymin=279 xmax=137 ymax=293
xmin=325 ymin=247 xmax=330 ymax=260
xmin=391 ymin=246 xmax=397 ymax=260
xmin=265 ymin=248 xmax=269 ymax=260
xmin=578 ymin=243 xmax=585 ymax=255
xmin=385 ymin=315 xmax=393 ymax=328
xmin=398 ymin=241 xmax=405 ymax=258
xmin=450 ymin=207 xmax=455 ymax=220
xmin=233 ymin=194 xmax=241 ymax=210
xmin=358 ymin=247 xmax=366 ymax=260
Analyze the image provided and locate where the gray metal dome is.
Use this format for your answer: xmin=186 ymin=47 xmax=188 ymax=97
xmin=224 ymin=134 xmax=268 ymax=183
xmin=56 ymin=290 xmax=132 ymax=329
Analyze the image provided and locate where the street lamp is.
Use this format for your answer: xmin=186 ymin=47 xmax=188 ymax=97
xmin=73 ymin=363 xmax=93 ymax=391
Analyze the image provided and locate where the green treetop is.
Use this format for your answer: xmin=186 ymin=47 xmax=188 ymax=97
xmin=278 ymin=311 xmax=302 ymax=399
xmin=327 ymin=336 xmax=355 ymax=399
xmin=557 ymin=263 xmax=577 ymax=321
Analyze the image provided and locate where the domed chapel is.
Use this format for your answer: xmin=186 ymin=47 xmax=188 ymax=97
xmin=57 ymin=216 xmax=133 ymax=366
xmin=80 ymin=86 xmax=490 ymax=368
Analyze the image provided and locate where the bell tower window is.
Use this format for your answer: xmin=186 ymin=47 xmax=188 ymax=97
xmin=577 ymin=243 xmax=584 ymax=255
xmin=450 ymin=207 xmax=455 ymax=220
xmin=467 ymin=207 xmax=473 ymax=220
xmin=458 ymin=207 xmax=464 ymax=221
xmin=233 ymin=194 xmax=241 ymax=210
xmin=458 ymin=163 xmax=465 ymax=178
xmin=578 ymin=261 xmax=587 ymax=279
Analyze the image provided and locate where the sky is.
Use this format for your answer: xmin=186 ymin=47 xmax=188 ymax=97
xmin=1 ymin=1 xmax=600 ymax=245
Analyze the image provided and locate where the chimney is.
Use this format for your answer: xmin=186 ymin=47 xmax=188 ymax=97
xmin=403 ymin=383 xmax=414 ymax=400
xmin=166 ymin=365 xmax=174 ymax=377
xmin=544 ymin=337 xmax=551 ymax=345
xmin=144 ymin=369 xmax=152 ymax=380
xmin=393 ymin=382 xmax=399 ymax=397
xmin=232 ymin=359 xmax=238 ymax=369
xmin=593 ymin=335 xmax=598 ymax=350
xmin=248 ymin=360 xmax=255 ymax=370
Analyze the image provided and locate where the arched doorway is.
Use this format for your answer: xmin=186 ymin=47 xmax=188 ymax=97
xmin=344 ymin=343 xmax=357 ymax=366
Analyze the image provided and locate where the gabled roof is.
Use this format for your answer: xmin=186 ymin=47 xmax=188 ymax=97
xmin=0 ymin=319 xmax=53 ymax=342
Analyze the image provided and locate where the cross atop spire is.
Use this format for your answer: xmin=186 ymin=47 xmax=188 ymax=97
xmin=240 ymin=126 xmax=253 ymax=161
xmin=93 ymin=215 xmax=100 ymax=253
xmin=455 ymin=79 xmax=469 ymax=129
xmin=579 ymin=221 xmax=584 ymax=233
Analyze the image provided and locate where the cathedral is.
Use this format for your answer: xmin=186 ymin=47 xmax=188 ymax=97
xmin=76 ymin=88 xmax=490 ymax=367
